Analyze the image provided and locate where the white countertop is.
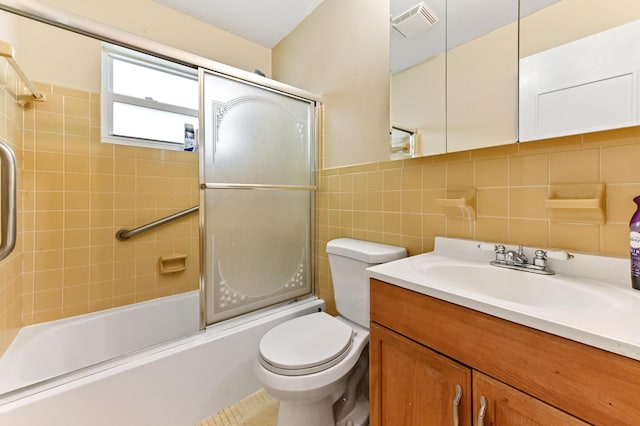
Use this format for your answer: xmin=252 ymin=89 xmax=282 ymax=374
xmin=367 ymin=237 xmax=640 ymax=361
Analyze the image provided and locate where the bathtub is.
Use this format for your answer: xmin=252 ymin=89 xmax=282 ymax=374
xmin=0 ymin=291 xmax=201 ymax=396
xmin=0 ymin=294 xmax=323 ymax=425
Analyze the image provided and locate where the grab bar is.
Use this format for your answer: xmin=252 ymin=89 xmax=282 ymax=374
xmin=116 ymin=206 xmax=199 ymax=241
xmin=0 ymin=139 xmax=17 ymax=261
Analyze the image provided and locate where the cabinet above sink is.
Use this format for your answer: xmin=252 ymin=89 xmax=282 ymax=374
xmin=388 ymin=0 xmax=640 ymax=161
xmin=389 ymin=0 xmax=518 ymax=158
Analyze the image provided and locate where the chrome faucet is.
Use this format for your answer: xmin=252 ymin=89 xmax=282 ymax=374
xmin=504 ymin=245 xmax=528 ymax=265
xmin=477 ymin=242 xmax=573 ymax=275
xmin=489 ymin=244 xmax=554 ymax=275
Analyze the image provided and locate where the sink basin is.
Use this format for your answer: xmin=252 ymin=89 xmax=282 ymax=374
xmin=367 ymin=237 xmax=639 ymax=361
xmin=413 ymin=261 xmax=615 ymax=309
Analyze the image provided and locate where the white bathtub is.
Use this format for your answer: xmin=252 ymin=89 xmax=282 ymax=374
xmin=0 ymin=291 xmax=201 ymax=395
xmin=0 ymin=294 xmax=323 ymax=426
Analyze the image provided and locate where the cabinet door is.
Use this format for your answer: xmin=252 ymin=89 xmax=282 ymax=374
xmin=370 ymin=323 xmax=472 ymax=426
xmin=472 ymin=372 xmax=588 ymax=426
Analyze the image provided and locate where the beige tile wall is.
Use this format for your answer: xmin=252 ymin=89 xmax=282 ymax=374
xmin=316 ymin=127 xmax=640 ymax=314
xmin=20 ymin=82 xmax=200 ymax=325
xmin=0 ymin=60 xmax=25 ymax=355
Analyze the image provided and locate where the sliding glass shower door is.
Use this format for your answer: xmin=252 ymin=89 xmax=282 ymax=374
xmin=200 ymin=70 xmax=317 ymax=325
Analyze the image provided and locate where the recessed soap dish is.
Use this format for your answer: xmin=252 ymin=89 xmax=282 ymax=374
xmin=435 ymin=188 xmax=476 ymax=220
xmin=545 ymin=183 xmax=605 ymax=224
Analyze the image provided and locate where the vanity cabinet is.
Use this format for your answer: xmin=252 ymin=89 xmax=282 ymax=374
xmin=371 ymin=324 xmax=586 ymax=425
xmin=370 ymin=278 xmax=640 ymax=425
xmin=370 ymin=322 xmax=472 ymax=425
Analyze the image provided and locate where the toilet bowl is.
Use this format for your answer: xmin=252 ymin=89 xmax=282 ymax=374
xmin=255 ymin=313 xmax=369 ymax=426
xmin=254 ymin=238 xmax=407 ymax=426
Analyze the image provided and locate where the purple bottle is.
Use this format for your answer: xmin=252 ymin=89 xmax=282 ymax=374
xmin=630 ymin=195 xmax=640 ymax=290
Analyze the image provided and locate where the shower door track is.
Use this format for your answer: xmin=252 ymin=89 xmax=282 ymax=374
xmin=202 ymin=183 xmax=316 ymax=191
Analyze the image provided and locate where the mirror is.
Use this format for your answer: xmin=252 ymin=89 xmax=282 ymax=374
xmin=390 ymin=124 xmax=417 ymax=159
xmin=446 ymin=0 xmax=518 ymax=152
xmin=390 ymin=0 xmax=447 ymax=157
xmin=389 ymin=0 xmax=518 ymax=159
xmin=519 ymin=0 xmax=640 ymax=141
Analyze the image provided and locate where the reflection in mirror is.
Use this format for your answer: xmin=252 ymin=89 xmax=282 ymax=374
xmin=446 ymin=0 xmax=518 ymax=153
xmin=519 ymin=0 xmax=640 ymax=141
xmin=0 ymin=8 xmax=200 ymax=396
xmin=390 ymin=124 xmax=416 ymax=160
xmin=390 ymin=0 xmax=446 ymax=158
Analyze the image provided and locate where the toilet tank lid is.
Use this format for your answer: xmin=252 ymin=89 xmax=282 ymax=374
xmin=326 ymin=238 xmax=407 ymax=263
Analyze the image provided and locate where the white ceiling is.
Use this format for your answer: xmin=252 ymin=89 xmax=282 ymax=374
xmin=153 ymin=0 xmax=326 ymax=48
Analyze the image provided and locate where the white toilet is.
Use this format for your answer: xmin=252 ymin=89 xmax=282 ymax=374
xmin=255 ymin=238 xmax=407 ymax=426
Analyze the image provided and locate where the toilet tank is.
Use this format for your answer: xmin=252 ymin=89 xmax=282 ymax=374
xmin=326 ymin=238 xmax=407 ymax=328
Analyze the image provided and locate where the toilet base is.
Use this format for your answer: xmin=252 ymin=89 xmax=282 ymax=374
xmin=277 ymin=396 xmax=336 ymax=426
xmin=336 ymin=394 xmax=369 ymax=426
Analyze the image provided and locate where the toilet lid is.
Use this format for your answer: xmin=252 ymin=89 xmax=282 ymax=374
xmin=259 ymin=312 xmax=354 ymax=376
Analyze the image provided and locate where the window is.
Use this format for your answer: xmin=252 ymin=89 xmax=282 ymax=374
xmin=101 ymin=43 xmax=199 ymax=150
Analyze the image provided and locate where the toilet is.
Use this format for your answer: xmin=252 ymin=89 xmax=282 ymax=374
xmin=255 ymin=238 xmax=407 ymax=426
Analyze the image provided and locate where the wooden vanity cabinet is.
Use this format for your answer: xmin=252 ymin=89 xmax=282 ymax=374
xmin=370 ymin=279 xmax=640 ymax=425
xmin=371 ymin=324 xmax=586 ymax=425
xmin=370 ymin=323 xmax=472 ymax=425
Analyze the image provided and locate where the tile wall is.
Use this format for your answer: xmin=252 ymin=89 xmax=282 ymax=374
xmin=20 ymin=82 xmax=200 ymax=325
xmin=0 ymin=61 xmax=25 ymax=354
xmin=317 ymin=127 xmax=640 ymax=314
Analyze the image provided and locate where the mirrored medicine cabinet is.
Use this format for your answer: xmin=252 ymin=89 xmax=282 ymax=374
xmin=389 ymin=0 xmax=640 ymax=161
xmin=389 ymin=0 xmax=518 ymax=159
xmin=519 ymin=0 xmax=640 ymax=142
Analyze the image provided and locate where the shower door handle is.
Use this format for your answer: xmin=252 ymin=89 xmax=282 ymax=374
xmin=0 ymin=139 xmax=17 ymax=261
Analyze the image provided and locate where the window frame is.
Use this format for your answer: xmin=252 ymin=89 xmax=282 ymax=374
xmin=101 ymin=43 xmax=199 ymax=151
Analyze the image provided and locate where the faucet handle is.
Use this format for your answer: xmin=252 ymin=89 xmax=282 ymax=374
xmin=533 ymin=249 xmax=547 ymax=267
xmin=477 ymin=243 xmax=506 ymax=261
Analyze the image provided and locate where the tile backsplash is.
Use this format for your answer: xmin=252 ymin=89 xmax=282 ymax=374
xmin=316 ymin=127 xmax=640 ymax=313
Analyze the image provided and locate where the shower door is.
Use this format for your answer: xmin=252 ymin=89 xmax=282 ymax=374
xmin=200 ymin=69 xmax=317 ymax=325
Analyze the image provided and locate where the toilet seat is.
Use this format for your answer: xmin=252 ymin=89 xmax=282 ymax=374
xmin=258 ymin=312 xmax=354 ymax=376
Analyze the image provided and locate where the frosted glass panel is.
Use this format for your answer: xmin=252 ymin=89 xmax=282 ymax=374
xmin=203 ymin=73 xmax=312 ymax=185
xmin=204 ymin=189 xmax=311 ymax=323
xmin=202 ymin=70 xmax=316 ymax=325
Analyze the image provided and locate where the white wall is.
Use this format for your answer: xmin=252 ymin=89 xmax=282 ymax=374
xmin=16 ymin=15 xmax=101 ymax=92
xmin=272 ymin=0 xmax=391 ymax=169
xmin=15 ymin=0 xmax=272 ymax=77
xmin=0 ymin=8 xmax=18 ymax=46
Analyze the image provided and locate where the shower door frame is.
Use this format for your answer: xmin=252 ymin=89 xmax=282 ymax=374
xmin=197 ymin=68 xmax=321 ymax=328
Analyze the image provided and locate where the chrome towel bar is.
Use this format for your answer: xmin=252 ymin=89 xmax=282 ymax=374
xmin=116 ymin=205 xmax=199 ymax=241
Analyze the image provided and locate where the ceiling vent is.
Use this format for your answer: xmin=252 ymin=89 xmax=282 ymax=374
xmin=391 ymin=2 xmax=439 ymax=38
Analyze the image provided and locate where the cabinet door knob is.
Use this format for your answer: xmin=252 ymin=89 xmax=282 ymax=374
xmin=477 ymin=395 xmax=488 ymax=426
xmin=452 ymin=384 xmax=462 ymax=426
